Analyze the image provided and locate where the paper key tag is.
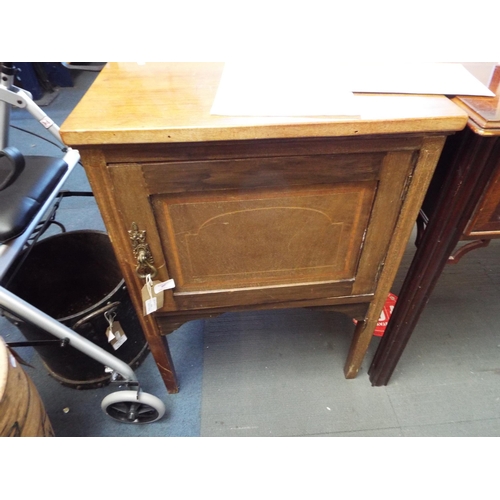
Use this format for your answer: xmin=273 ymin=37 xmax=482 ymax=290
xmin=154 ymin=278 xmax=176 ymax=294
xmin=144 ymin=296 xmax=157 ymax=315
xmin=141 ymin=275 xmax=165 ymax=315
xmin=107 ymin=321 xmax=128 ymax=350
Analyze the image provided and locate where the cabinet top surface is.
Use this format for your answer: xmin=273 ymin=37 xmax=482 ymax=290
xmin=60 ymin=62 xmax=468 ymax=146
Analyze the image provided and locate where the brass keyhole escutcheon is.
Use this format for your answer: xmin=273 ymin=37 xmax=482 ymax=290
xmin=128 ymin=222 xmax=157 ymax=279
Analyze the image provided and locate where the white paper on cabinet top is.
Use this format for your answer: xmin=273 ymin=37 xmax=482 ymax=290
xmin=210 ymin=62 xmax=494 ymax=118
xmin=347 ymin=63 xmax=495 ymax=96
xmin=210 ymin=62 xmax=361 ymax=118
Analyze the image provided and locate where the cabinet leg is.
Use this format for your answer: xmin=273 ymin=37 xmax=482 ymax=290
xmin=344 ymin=318 xmax=375 ymax=378
xmin=146 ymin=332 xmax=179 ymax=394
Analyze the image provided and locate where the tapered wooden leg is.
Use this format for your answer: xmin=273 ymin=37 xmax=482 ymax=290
xmin=135 ymin=314 xmax=179 ymax=393
xmin=344 ymin=319 xmax=375 ymax=378
xmin=146 ymin=333 xmax=178 ymax=393
xmin=136 ymin=328 xmax=177 ymax=394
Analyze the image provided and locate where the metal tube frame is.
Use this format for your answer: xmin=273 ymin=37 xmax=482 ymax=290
xmin=0 ymin=286 xmax=138 ymax=383
xmin=0 ymin=63 xmax=64 ymax=145
xmin=0 ymin=62 xmax=140 ymax=387
xmin=0 ymin=63 xmax=15 ymax=149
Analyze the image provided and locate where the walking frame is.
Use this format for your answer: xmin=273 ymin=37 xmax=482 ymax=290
xmin=0 ymin=63 xmax=165 ymax=424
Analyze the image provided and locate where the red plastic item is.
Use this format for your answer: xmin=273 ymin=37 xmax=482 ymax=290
xmin=353 ymin=292 xmax=398 ymax=337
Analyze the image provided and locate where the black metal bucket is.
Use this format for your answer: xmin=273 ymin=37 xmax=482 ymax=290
xmin=4 ymin=230 xmax=149 ymax=389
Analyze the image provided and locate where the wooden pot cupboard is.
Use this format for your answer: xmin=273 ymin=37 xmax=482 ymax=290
xmin=60 ymin=63 xmax=468 ymax=393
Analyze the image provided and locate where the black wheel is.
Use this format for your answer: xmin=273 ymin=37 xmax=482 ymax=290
xmin=101 ymin=390 xmax=166 ymax=424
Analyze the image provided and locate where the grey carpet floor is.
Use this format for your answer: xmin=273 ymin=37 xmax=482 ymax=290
xmin=199 ymin=235 xmax=500 ymax=437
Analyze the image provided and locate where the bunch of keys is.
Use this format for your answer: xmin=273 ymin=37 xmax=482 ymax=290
xmin=141 ymin=274 xmax=175 ymax=315
xmin=104 ymin=309 xmax=127 ymax=350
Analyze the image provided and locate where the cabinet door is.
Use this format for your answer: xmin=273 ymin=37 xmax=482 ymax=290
xmin=154 ymin=182 xmax=375 ymax=308
xmin=108 ymin=143 xmax=418 ymax=311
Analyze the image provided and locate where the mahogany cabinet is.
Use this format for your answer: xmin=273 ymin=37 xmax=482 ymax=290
xmin=370 ymin=65 xmax=500 ymax=385
xmin=418 ymin=66 xmax=500 ymax=262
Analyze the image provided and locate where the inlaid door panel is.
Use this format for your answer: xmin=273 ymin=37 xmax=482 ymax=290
xmin=154 ymin=183 xmax=376 ymax=293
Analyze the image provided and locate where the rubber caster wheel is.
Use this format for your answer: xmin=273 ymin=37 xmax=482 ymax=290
xmin=101 ymin=391 xmax=166 ymax=423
